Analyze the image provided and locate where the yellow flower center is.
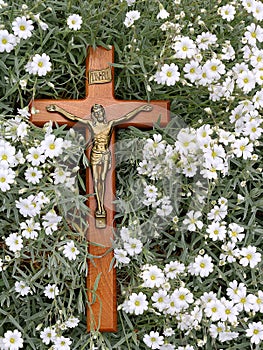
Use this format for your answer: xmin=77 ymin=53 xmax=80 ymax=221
xmin=200 ymin=262 xmax=205 ymax=268
xmin=0 ymin=177 xmax=6 ymax=183
xmin=166 ymin=71 xmax=172 ymax=77
xmin=2 ymin=38 xmax=7 ymax=44
xmin=49 ymin=143 xmax=55 ymax=150
xmin=135 ymin=300 xmax=140 ymax=306
xmin=20 ymin=25 xmax=26 ymax=31
xmin=38 ymin=61 xmax=44 ymax=67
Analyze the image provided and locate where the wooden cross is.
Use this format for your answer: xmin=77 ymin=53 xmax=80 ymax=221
xmin=30 ymin=46 xmax=169 ymax=332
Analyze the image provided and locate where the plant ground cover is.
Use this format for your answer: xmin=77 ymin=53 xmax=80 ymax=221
xmin=0 ymin=0 xmax=263 ymax=349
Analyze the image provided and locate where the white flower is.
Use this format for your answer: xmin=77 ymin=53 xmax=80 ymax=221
xmin=232 ymin=137 xmax=253 ymax=159
xmin=226 ymin=280 xmax=246 ymax=301
xmin=244 ymin=23 xmax=263 ymax=45
xmin=12 ymin=16 xmax=34 ymax=39
xmin=24 ymin=167 xmax=43 ymax=184
xmin=164 ymin=260 xmax=185 ymax=279
xmin=183 ymin=60 xmax=202 ymax=83
xmin=3 ymin=329 xmax=23 ymax=350
xmin=41 ymin=134 xmax=63 ymax=158
xmin=191 ymin=254 xmax=214 ymax=277
xmin=235 ymin=289 xmax=255 ymax=312
xmin=252 ymin=1 xmax=263 ymax=20
xmin=15 ymin=281 xmax=31 ymax=296
xmin=5 ymin=233 xmax=23 ymax=253
xmin=40 ymin=326 xmax=56 ymax=345
xmin=65 ymin=316 xmax=80 ymax=328
xmin=53 ymin=336 xmax=72 ymax=350
xmin=239 ymin=245 xmax=261 ymax=268
xmin=124 ymin=237 xmax=142 ymax=256
xmin=62 ymin=240 xmax=80 ymax=261
xmin=183 ymin=210 xmax=203 ymax=231
xmin=0 ymin=140 xmax=16 ymax=167
xmin=207 ymin=204 xmax=227 ymax=222
xmin=0 ymin=167 xmax=15 ymax=192
xmin=157 ymin=4 xmax=170 ymax=20
xmin=158 ymin=63 xmax=180 ymax=86
xmin=16 ymin=195 xmax=42 ymax=218
xmin=20 ymin=218 xmax=41 ymax=240
xmin=246 ymin=322 xmax=263 ymax=344
xmin=0 ymin=30 xmax=16 ymax=52
xmin=204 ymin=299 xmax=225 ymax=321
xmin=206 ymin=221 xmax=226 ymax=241
xmin=220 ymin=299 xmax=239 ymax=323
xmin=44 ymin=284 xmax=59 ymax=299
xmin=52 ymin=167 xmax=71 ymax=185
xmin=253 ymin=290 xmax=263 ymax=313
xmin=28 ymin=53 xmax=52 ymax=77
xmin=171 ymin=287 xmax=194 ymax=310
xmin=144 ymin=134 xmax=166 ymax=156
xmin=144 ymin=184 xmax=158 ymax=201
xmin=26 ymin=146 xmax=46 ymax=166
xmin=127 ymin=292 xmax=148 ymax=315
xmin=219 ymin=4 xmax=236 ymax=21
xmin=228 ymin=223 xmax=245 ymax=242
xmin=141 ymin=265 xmax=165 ymax=288
xmin=163 ymin=328 xmax=175 ymax=337
xmin=42 ymin=210 xmax=62 ymax=235
xmin=203 ymin=59 xmax=225 ymax=81
xmin=126 ymin=0 xmax=136 ymax=5
xmin=124 ymin=10 xmax=140 ymax=27
xmin=119 ymin=226 xmax=131 ymax=242
xmin=151 ymin=289 xmax=168 ymax=311
xmin=67 ymin=14 xmax=82 ymax=30
xmin=236 ymin=70 xmax=256 ymax=93
xmin=143 ymin=331 xmax=164 ymax=349
xmin=196 ymin=31 xmax=217 ymax=50
xmin=172 ymin=36 xmax=197 ymax=59
xmin=114 ymin=248 xmax=130 ymax=265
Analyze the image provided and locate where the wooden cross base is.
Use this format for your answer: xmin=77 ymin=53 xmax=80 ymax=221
xmin=30 ymin=45 xmax=169 ymax=332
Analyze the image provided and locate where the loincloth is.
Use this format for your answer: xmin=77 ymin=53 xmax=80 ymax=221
xmin=90 ymin=149 xmax=111 ymax=166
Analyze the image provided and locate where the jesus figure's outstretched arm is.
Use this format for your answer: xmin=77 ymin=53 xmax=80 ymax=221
xmin=46 ymin=104 xmax=90 ymax=125
xmin=111 ymin=104 xmax=153 ymax=127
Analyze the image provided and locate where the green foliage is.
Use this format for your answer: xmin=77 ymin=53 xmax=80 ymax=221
xmin=1 ymin=0 xmax=263 ymax=349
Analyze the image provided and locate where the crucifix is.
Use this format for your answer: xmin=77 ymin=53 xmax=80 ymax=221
xmin=30 ymin=46 xmax=169 ymax=332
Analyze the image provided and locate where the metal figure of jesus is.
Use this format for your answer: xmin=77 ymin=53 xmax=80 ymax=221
xmin=46 ymin=103 xmax=152 ymax=228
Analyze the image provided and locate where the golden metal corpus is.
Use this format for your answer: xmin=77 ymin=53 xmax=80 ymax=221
xmin=46 ymin=103 xmax=153 ymax=228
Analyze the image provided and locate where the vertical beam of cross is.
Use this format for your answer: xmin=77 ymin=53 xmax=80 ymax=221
xmin=30 ymin=45 xmax=169 ymax=332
